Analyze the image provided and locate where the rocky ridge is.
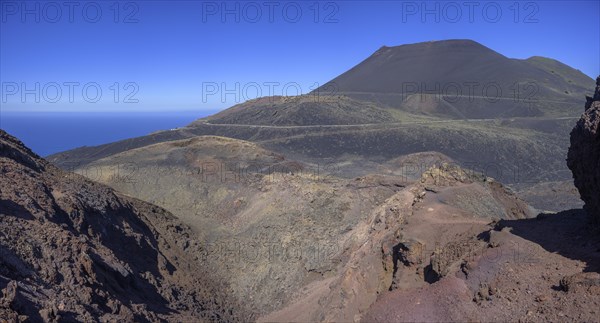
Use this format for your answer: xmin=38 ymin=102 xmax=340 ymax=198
xmin=0 ymin=130 xmax=252 ymax=322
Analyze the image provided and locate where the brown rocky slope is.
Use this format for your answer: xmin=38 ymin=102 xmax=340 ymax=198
xmin=0 ymin=130 xmax=252 ymax=322
xmin=568 ymin=76 xmax=600 ymax=223
xmin=70 ymin=134 xmax=542 ymax=320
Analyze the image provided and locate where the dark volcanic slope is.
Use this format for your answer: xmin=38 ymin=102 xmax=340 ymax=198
xmin=317 ymin=39 xmax=593 ymax=118
xmin=203 ymin=95 xmax=395 ymax=126
xmin=526 ymin=56 xmax=596 ymax=90
xmin=0 ymin=130 xmax=251 ymax=321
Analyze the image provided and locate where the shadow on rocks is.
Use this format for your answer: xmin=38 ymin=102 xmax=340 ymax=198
xmin=498 ymin=209 xmax=600 ymax=273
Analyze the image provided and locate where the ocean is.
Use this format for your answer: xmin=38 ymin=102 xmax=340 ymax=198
xmin=0 ymin=111 xmax=212 ymax=157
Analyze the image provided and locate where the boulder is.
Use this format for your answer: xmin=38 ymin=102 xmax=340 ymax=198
xmin=567 ymin=76 xmax=600 ymax=223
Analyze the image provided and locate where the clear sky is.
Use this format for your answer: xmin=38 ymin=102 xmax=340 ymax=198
xmin=1 ymin=0 xmax=599 ymax=113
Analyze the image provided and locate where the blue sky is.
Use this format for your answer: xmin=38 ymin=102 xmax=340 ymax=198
xmin=1 ymin=0 xmax=599 ymax=113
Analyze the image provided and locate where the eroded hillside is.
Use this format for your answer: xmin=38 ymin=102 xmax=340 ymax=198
xmin=0 ymin=130 xmax=252 ymax=322
xmin=65 ymin=134 xmax=554 ymax=319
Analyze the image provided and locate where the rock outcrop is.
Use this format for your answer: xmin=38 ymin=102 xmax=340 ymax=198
xmin=567 ymin=76 xmax=600 ymax=223
xmin=0 ymin=130 xmax=252 ymax=321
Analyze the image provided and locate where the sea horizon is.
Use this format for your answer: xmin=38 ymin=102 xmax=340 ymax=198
xmin=0 ymin=110 xmax=216 ymax=157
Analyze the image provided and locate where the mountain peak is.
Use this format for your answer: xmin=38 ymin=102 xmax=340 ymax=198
xmin=376 ymin=39 xmax=487 ymax=52
xmin=318 ymin=39 xmax=593 ymax=116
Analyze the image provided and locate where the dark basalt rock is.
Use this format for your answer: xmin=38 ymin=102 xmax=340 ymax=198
xmin=567 ymin=76 xmax=600 ymax=223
